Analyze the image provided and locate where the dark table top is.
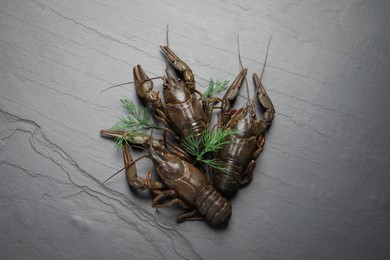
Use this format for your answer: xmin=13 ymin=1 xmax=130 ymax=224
xmin=1 ymin=1 xmax=389 ymax=259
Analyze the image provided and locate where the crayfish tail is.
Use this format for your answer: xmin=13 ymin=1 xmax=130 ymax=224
xmin=196 ymin=185 xmax=232 ymax=226
xmin=212 ymin=169 xmax=241 ymax=198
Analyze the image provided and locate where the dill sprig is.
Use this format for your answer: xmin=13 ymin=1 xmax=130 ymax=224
xmin=111 ymin=99 xmax=154 ymax=131
xmin=110 ymin=99 xmax=160 ymax=149
xmin=204 ymin=78 xmax=229 ymax=98
xmin=113 ymin=130 xmax=137 ymax=150
xmin=181 ymin=128 xmax=237 ymax=173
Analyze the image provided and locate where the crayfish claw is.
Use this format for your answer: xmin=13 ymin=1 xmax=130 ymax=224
xmin=221 ymin=68 xmax=247 ymax=114
xmin=133 ymin=64 xmax=154 ymax=99
xmin=160 ymin=45 xmax=187 ymax=72
xmin=133 ymin=65 xmax=166 ymax=119
xmin=253 ymin=73 xmax=275 ymax=125
xmin=160 ymin=45 xmax=195 ymax=91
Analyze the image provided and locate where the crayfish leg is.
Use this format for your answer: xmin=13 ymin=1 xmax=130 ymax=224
xmin=123 ymin=144 xmax=165 ymax=190
xmin=177 ymin=209 xmax=204 ymax=223
xmin=240 ymin=135 xmax=265 ymax=187
xmin=152 ymin=190 xmax=190 ymax=209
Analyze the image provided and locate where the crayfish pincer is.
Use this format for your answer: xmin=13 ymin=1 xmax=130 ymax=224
xmin=100 ymin=130 xmax=232 ymax=226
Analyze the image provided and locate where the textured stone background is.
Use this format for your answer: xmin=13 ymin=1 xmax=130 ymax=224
xmin=1 ymin=0 xmax=389 ymax=259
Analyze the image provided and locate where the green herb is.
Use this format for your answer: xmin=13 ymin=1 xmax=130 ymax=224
xmin=113 ymin=130 xmax=137 ymax=150
xmin=181 ymin=128 xmax=237 ymax=173
xmin=111 ymin=99 xmax=161 ymax=149
xmin=111 ymin=99 xmax=154 ymax=131
xmin=204 ymin=78 xmax=229 ymax=98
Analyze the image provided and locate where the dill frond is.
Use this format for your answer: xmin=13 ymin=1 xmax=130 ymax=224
xmin=204 ymin=78 xmax=229 ymax=98
xmin=181 ymin=128 xmax=237 ymax=171
xmin=201 ymin=128 xmax=235 ymax=153
xmin=113 ymin=130 xmax=136 ymax=150
xmin=202 ymin=158 xmax=229 ymax=173
xmin=121 ymin=99 xmax=152 ymax=124
xmin=204 ymin=78 xmax=215 ymax=98
xmin=181 ymin=132 xmax=202 ymax=156
xmin=110 ymin=99 xmax=161 ymax=150
xmin=110 ymin=99 xmax=156 ymax=131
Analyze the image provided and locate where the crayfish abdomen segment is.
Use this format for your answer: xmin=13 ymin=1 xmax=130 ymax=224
xmin=196 ymin=185 xmax=232 ymax=225
xmin=212 ymin=135 xmax=258 ymax=195
xmin=212 ymin=164 xmax=241 ymax=196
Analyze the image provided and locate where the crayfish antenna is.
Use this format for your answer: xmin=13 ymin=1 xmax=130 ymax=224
xmin=149 ymin=127 xmax=154 ymax=149
xmin=100 ymin=76 xmax=163 ymax=93
xmin=102 ymin=166 xmax=125 ymax=184
xmin=260 ymin=32 xmax=273 ymax=81
xmin=101 ymin=81 xmax=135 ymax=93
xmin=102 ymin=154 xmax=147 ymax=184
xmin=237 ymin=34 xmax=250 ymax=105
xmin=165 ymin=24 xmax=170 ymax=73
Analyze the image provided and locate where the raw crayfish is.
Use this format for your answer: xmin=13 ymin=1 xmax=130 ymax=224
xmin=133 ymin=46 xmax=219 ymax=142
xmin=100 ymin=130 xmax=232 ymax=226
xmin=211 ymin=39 xmax=275 ymax=196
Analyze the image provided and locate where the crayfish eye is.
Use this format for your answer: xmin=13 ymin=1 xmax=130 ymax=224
xmin=229 ymin=109 xmax=237 ymax=115
xmin=221 ymin=100 xmax=231 ymax=112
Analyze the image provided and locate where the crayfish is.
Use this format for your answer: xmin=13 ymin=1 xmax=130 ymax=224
xmin=100 ymin=130 xmax=232 ymax=226
xmin=133 ymin=46 xmax=218 ymax=142
xmin=211 ymin=38 xmax=275 ymax=196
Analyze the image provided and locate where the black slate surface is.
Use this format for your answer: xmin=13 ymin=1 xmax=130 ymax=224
xmin=1 ymin=0 xmax=389 ymax=259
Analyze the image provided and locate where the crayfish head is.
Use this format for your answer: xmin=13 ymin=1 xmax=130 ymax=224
xmin=162 ymin=72 xmax=191 ymax=104
xmin=229 ymin=103 xmax=258 ymax=137
xmin=150 ymin=150 xmax=184 ymax=181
